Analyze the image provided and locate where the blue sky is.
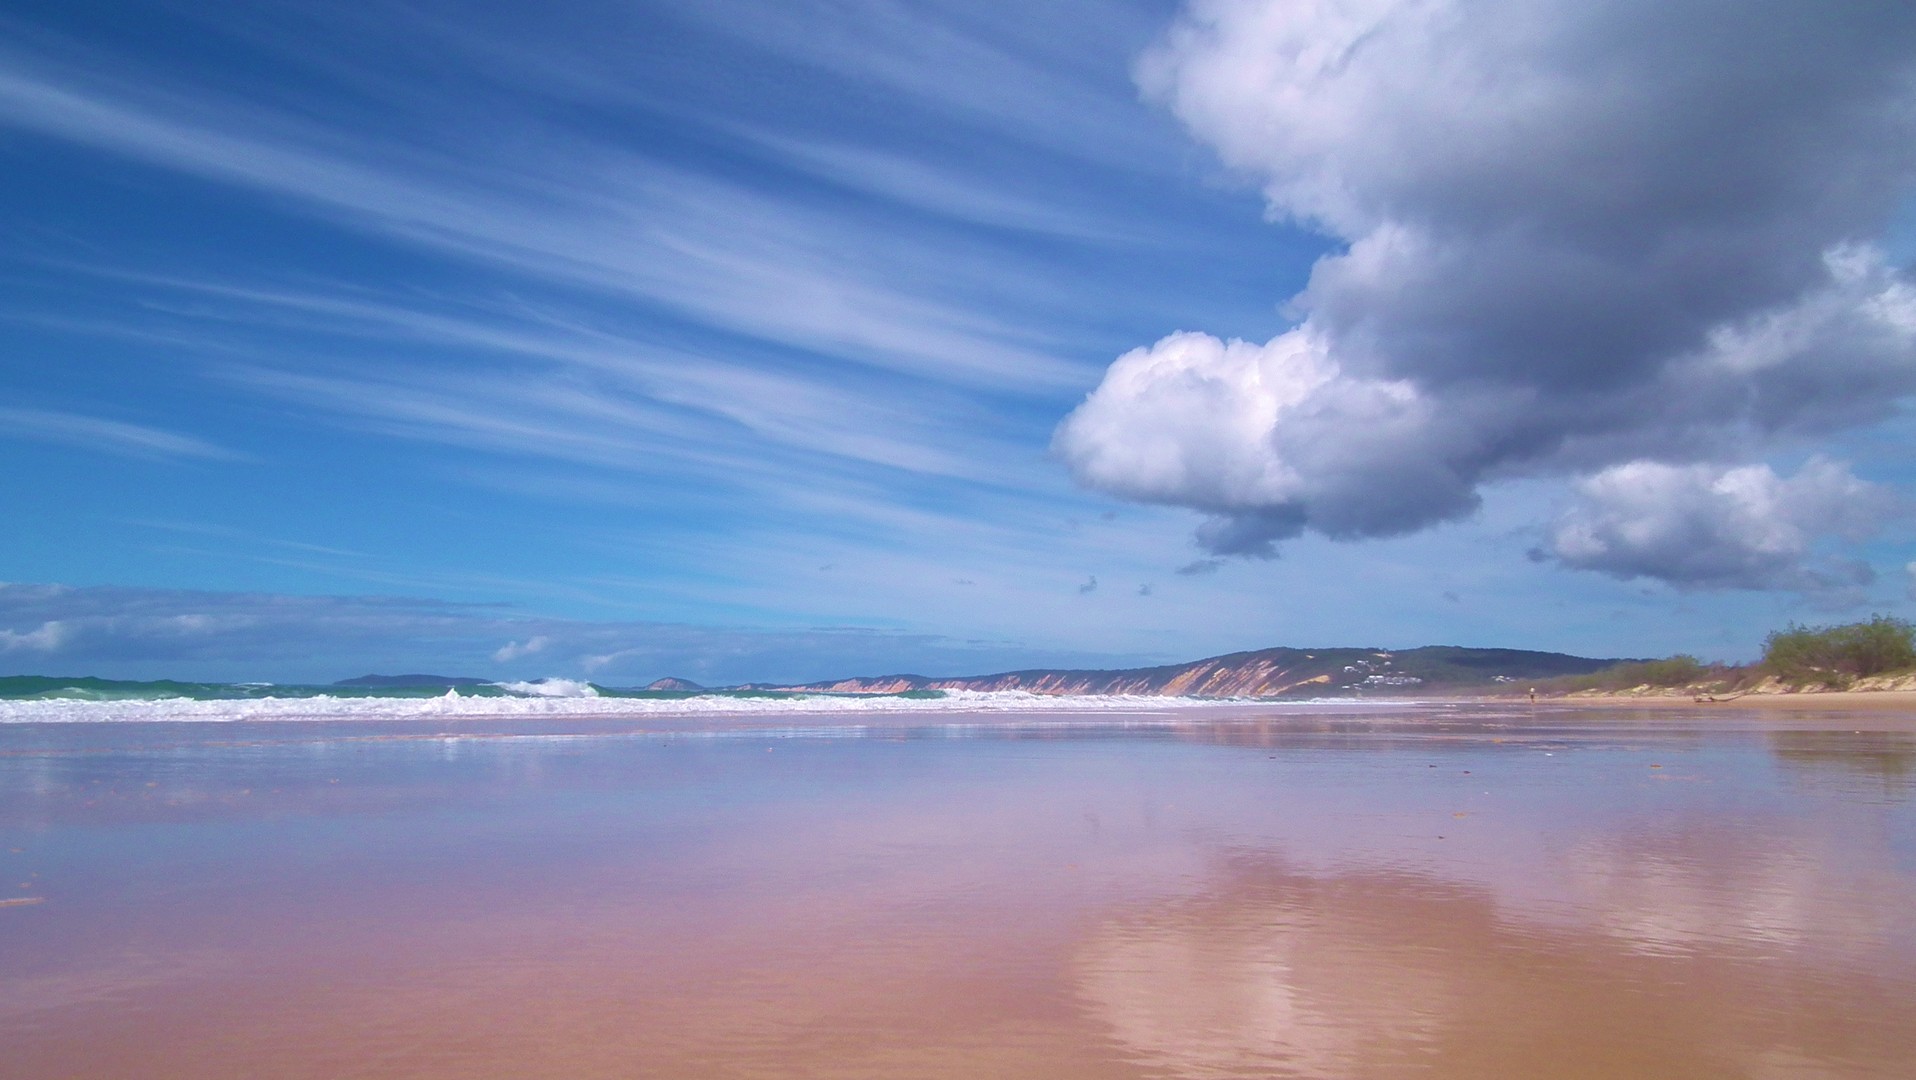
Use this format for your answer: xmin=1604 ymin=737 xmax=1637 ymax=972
xmin=3 ymin=0 xmax=1915 ymax=684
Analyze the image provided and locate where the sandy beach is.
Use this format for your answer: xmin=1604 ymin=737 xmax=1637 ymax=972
xmin=1528 ymin=689 xmax=1916 ymax=719
xmin=5 ymin=702 xmax=1914 ymax=1079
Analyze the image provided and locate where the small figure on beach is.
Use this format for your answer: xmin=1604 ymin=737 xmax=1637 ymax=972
xmin=1528 ymin=688 xmax=1536 ymax=703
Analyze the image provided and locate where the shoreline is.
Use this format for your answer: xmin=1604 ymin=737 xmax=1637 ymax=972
xmin=1484 ymin=688 xmax=1916 ymax=712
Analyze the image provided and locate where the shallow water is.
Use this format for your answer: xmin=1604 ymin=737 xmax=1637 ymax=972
xmin=2 ymin=703 xmax=1913 ymax=1078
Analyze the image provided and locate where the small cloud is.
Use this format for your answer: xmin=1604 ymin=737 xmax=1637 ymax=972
xmin=492 ymin=635 xmax=552 ymax=663
xmin=1194 ymin=508 xmax=1302 ymax=559
xmin=1176 ymin=558 xmax=1224 ymax=576
xmin=1137 ymin=583 xmax=1153 ymax=597
xmin=1078 ymin=576 xmax=1099 ymax=594
xmin=954 ymin=578 xmax=976 ymax=586
xmin=0 ymin=620 xmax=70 ymax=653
xmin=1443 ymin=591 xmax=1460 ymax=604
xmin=1100 ymin=511 xmax=1118 ymax=522
xmin=580 ymin=649 xmax=628 ymax=674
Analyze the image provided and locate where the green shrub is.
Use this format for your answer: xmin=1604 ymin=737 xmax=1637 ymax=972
xmin=1558 ymin=654 xmax=1709 ymax=692
xmin=1629 ymin=655 xmax=1707 ymax=687
xmin=1762 ymin=616 xmax=1916 ymax=683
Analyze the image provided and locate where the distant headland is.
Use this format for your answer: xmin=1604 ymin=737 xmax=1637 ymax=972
xmin=11 ymin=618 xmax=1908 ymax=705
xmin=670 ymin=616 xmax=1916 ymax=701
xmin=686 ymin=645 xmax=1627 ymax=698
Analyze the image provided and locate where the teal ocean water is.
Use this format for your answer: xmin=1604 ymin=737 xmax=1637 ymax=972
xmin=0 ymin=676 xmax=1276 ymax=723
xmin=0 ymin=674 xmax=890 ymax=703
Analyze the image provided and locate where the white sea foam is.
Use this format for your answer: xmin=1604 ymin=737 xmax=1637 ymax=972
xmin=492 ymin=678 xmax=600 ymax=698
xmin=0 ymin=689 xmax=1381 ymax=724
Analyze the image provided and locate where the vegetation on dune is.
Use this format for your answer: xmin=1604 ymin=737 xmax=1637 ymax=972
xmin=1552 ymin=654 xmax=1714 ymax=693
xmin=1537 ymin=615 xmax=1916 ymax=696
xmin=1760 ymin=615 xmax=1916 ymax=686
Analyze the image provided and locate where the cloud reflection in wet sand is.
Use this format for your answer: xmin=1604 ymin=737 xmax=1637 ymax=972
xmin=1077 ymin=856 xmax=1915 ymax=1079
xmin=6 ymin=712 xmax=1916 ymax=1078
xmin=1563 ymin=828 xmax=1915 ymax=960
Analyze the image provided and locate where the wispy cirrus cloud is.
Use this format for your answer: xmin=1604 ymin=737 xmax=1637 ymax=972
xmin=0 ymin=13 xmax=1184 ymax=611
xmin=0 ymin=406 xmax=240 ymax=461
xmin=5 ymin=263 xmax=1089 ymax=576
xmin=758 ymin=137 xmax=1154 ymax=244
xmin=661 ymin=0 xmax=1179 ymax=171
xmin=132 ymin=275 xmax=1020 ymax=483
xmin=0 ymin=581 xmax=1144 ymax=685
xmin=0 ymin=50 xmax=1098 ymax=394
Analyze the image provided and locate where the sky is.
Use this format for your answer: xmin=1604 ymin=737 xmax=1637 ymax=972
xmin=3 ymin=0 xmax=1916 ymax=685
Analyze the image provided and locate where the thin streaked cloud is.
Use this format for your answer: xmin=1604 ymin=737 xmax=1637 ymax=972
xmin=0 ymin=406 xmax=241 ymax=461
xmin=0 ymin=54 xmax=1102 ymax=392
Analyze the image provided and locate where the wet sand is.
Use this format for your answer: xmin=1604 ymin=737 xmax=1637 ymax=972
xmin=1545 ymin=689 xmax=1916 ymax=715
xmin=2 ymin=703 xmax=1913 ymax=1078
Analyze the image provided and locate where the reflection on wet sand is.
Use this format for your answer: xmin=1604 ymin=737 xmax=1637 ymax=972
xmin=4 ymin=710 xmax=1916 ymax=1078
xmin=1079 ymin=857 xmax=1916 ymax=1079
xmin=1770 ymin=730 xmax=1916 ymax=795
xmin=1561 ymin=826 xmax=1915 ymax=959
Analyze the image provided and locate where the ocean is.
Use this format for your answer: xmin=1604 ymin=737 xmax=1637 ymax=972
xmin=0 ymin=677 xmax=1311 ymax=723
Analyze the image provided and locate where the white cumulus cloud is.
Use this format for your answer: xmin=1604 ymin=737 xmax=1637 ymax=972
xmin=1059 ymin=0 xmax=1916 ymax=586
xmin=1542 ymin=458 xmax=1896 ymax=591
xmin=1055 ymin=327 xmax=1475 ymax=553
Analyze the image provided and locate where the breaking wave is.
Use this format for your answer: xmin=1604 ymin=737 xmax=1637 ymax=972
xmin=490 ymin=678 xmax=600 ymax=698
xmin=0 ymin=686 xmax=1279 ymax=723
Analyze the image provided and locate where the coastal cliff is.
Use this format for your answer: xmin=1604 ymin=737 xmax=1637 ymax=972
xmin=740 ymin=645 xmax=1625 ymax=699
